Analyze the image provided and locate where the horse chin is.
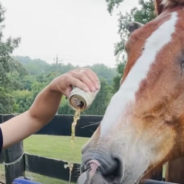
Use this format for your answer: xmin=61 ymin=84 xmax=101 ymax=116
xmin=77 ymin=170 xmax=122 ymax=184
xmin=77 ymin=169 xmax=146 ymax=184
xmin=77 ymin=155 xmax=150 ymax=184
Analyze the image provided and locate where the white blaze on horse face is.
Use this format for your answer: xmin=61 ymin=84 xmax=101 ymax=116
xmin=100 ymin=12 xmax=178 ymax=137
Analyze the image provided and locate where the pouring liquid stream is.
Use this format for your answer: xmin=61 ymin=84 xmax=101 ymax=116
xmin=67 ymin=87 xmax=99 ymax=183
xmin=71 ymin=109 xmax=81 ymax=142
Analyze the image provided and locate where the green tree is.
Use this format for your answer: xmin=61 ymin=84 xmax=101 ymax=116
xmin=114 ymin=0 xmax=155 ymax=58
xmin=57 ymin=97 xmax=74 ymax=115
xmin=12 ymin=56 xmax=117 ymax=115
xmin=14 ymin=56 xmax=50 ymax=75
xmin=90 ymin=64 xmax=117 ymax=85
xmin=12 ymin=90 xmax=33 ymax=113
xmin=84 ymin=79 xmax=113 ymax=115
xmin=0 ymin=3 xmax=20 ymax=113
xmin=12 ymin=79 xmax=47 ymax=113
xmin=112 ymin=62 xmax=125 ymax=93
xmin=106 ymin=0 xmax=124 ymax=14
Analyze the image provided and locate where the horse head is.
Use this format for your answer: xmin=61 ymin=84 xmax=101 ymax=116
xmin=78 ymin=0 xmax=184 ymax=183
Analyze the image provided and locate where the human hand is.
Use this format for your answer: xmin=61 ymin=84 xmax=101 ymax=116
xmin=49 ymin=68 xmax=100 ymax=97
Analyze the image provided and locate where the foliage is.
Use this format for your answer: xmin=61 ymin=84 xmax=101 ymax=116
xmin=115 ymin=0 xmax=155 ymax=57
xmin=14 ymin=56 xmax=50 ymax=75
xmin=90 ymin=64 xmax=117 ymax=85
xmin=17 ymin=56 xmax=117 ymax=85
xmin=0 ymin=87 xmax=14 ymax=113
xmin=84 ymin=79 xmax=113 ymax=115
xmin=12 ymin=90 xmax=33 ymax=113
xmin=112 ymin=62 xmax=126 ymax=93
xmin=133 ymin=0 xmax=155 ymax=24
xmin=0 ymin=3 xmax=21 ymax=113
xmin=106 ymin=0 xmax=124 ymax=14
xmin=108 ymin=0 xmax=155 ymax=92
xmin=58 ymin=96 xmax=74 ymax=115
xmin=7 ymin=56 xmax=117 ymax=115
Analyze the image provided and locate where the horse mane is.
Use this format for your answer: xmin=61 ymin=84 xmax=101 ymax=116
xmin=162 ymin=0 xmax=184 ymax=8
xmin=155 ymin=0 xmax=184 ymax=14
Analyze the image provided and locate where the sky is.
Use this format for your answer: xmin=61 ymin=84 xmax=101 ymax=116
xmin=1 ymin=0 xmax=139 ymax=67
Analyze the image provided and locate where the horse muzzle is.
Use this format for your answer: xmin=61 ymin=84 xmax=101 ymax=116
xmin=77 ymin=150 xmax=123 ymax=184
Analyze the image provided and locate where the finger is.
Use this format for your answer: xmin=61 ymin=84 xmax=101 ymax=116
xmin=76 ymin=72 xmax=96 ymax=92
xmin=69 ymin=77 xmax=90 ymax=93
xmin=64 ymin=86 xmax=72 ymax=97
xmin=82 ymin=69 xmax=100 ymax=90
xmin=72 ymin=69 xmax=100 ymax=91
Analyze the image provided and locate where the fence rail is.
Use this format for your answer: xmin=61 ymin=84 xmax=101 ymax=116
xmin=0 ymin=114 xmax=183 ymax=184
xmin=25 ymin=153 xmax=80 ymax=182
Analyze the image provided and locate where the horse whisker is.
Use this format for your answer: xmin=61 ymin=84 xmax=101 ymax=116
xmin=81 ymin=122 xmax=100 ymax=129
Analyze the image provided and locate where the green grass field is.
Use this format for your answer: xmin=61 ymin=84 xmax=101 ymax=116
xmin=0 ymin=135 xmax=89 ymax=184
xmin=24 ymin=135 xmax=89 ymax=184
xmin=24 ymin=135 xmax=89 ymax=163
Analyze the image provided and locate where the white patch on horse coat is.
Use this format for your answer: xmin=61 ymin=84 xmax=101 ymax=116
xmin=100 ymin=12 xmax=178 ymax=136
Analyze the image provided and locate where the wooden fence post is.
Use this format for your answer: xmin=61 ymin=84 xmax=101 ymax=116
xmin=166 ymin=157 xmax=184 ymax=183
xmin=4 ymin=141 xmax=25 ymax=184
xmin=0 ymin=115 xmax=25 ymax=184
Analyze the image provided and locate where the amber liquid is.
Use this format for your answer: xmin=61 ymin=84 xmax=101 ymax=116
xmin=66 ymin=110 xmax=81 ymax=183
xmin=71 ymin=109 xmax=81 ymax=142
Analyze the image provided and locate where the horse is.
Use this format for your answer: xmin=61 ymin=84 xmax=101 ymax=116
xmin=77 ymin=0 xmax=184 ymax=183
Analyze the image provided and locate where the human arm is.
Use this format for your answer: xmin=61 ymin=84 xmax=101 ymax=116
xmin=0 ymin=68 xmax=100 ymax=148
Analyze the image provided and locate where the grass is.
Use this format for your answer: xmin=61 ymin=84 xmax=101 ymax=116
xmin=24 ymin=135 xmax=89 ymax=163
xmin=0 ymin=135 xmax=89 ymax=184
xmin=0 ymin=164 xmax=5 ymax=183
xmin=23 ymin=135 xmax=89 ymax=184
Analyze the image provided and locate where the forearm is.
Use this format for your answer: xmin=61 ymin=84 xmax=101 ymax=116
xmin=29 ymin=85 xmax=62 ymax=125
xmin=0 ymin=68 xmax=100 ymax=149
xmin=1 ymin=87 xmax=62 ymax=148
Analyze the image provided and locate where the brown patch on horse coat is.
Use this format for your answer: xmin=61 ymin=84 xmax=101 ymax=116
xmin=121 ymin=13 xmax=171 ymax=84
xmin=122 ymin=6 xmax=184 ymax=175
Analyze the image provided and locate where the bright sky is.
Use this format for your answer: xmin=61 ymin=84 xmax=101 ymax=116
xmin=1 ymin=0 xmax=138 ymax=67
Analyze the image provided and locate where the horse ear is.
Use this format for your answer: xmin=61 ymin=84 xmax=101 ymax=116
xmin=127 ymin=22 xmax=143 ymax=33
xmin=154 ymin=0 xmax=164 ymax=15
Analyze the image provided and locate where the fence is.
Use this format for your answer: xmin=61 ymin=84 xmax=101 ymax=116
xmin=0 ymin=114 xmax=183 ymax=184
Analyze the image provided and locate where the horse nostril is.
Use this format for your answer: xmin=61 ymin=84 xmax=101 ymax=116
xmin=80 ymin=152 xmax=123 ymax=184
xmin=79 ymin=150 xmax=124 ymax=184
xmin=102 ymin=156 xmax=122 ymax=182
xmin=78 ymin=157 xmax=122 ymax=184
